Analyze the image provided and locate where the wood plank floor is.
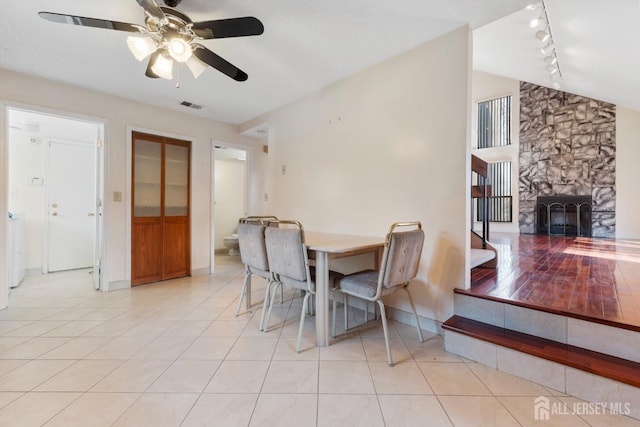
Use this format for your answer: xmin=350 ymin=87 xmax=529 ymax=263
xmin=467 ymin=234 xmax=640 ymax=330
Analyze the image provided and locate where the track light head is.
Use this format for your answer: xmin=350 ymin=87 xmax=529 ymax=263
xmin=529 ymin=14 xmax=546 ymax=29
xmin=536 ymin=30 xmax=551 ymax=43
xmin=540 ymin=42 xmax=555 ymax=56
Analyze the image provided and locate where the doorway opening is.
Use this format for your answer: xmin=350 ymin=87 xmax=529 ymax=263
xmin=212 ymin=143 xmax=249 ymax=271
xmin=6 ymin=107 xmax=105 ymax=291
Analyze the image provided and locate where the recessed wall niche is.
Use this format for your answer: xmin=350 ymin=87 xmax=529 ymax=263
xmin=518 ymin=82 xmax=616 ymax=238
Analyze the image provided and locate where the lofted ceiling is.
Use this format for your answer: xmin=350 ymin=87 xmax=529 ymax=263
xmin=2 ymin=0 xmax=637 ymax=131
xmin=474 ymin=0 xmax=640 ymax=111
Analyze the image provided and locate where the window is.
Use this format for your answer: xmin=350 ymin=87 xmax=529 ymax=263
xmin=477 ymin=96 xmax=511 ymax=149
xmin=477 ymin=161 xmax=512 ymax=223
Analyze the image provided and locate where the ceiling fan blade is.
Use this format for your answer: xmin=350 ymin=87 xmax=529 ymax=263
xmin=39 ymin=11 xmax=142 ymax=32
xmin=191 ymin=17 xmax=264 ymax=39
xmin=192 ymin=45 xmax=248 ymax=81
xmin=136 ymin=0 xmax=167 ymax=22
xmin=145 ymin=52 xmax=161 ymax=78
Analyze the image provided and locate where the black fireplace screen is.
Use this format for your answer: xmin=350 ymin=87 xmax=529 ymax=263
xmin=536 ymin=196 xmax=592 ymax=237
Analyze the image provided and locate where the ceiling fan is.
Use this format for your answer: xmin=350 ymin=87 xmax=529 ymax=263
xmin=39 ymin=0 xmax=264 ymax=81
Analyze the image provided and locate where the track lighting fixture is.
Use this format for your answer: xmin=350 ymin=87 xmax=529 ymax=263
xmin=528 ymin=1 xmax=562 ymax=88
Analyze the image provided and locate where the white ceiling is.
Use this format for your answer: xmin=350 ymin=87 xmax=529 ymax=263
xmin=2 ymin=0 xmax=637 ymax=130
xmin=1 ymin=0 xmax=530 ymax=126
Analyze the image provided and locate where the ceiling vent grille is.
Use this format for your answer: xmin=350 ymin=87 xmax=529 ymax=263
xmin=180 ymin=101 xmax=202 ymax=110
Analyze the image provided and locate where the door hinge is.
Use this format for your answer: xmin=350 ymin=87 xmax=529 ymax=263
xmin=96 ymin=138 xmax=103 ymax=148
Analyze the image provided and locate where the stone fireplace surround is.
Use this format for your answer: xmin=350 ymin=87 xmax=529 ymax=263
xmin=519 ymin=82 xmax=616 ymax=238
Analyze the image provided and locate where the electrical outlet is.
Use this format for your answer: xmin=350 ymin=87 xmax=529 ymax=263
xmin=281 ymin=165 xmax=286 ymax=175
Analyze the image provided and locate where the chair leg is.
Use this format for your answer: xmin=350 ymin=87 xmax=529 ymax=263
xmin=376 ymin=300 xmax=394 ymax=367
xmin=259 ymin=279 xmax=274 ymax=331
xmin=332 ymin=290 xmax=338 ymax=338
xmin=343 ymin=293 xmax=349 ymax=331
xmin=236 ymin=273 xmax=251 ymax=316
xmin=296 ymin=291 xmax=312 ymax=352
xmin=364 ymin=301 xmax=368 ymax=324
xmin=263 ymin=281 xmax=282 ymax=332
xmin=404 ymin=287 xmax=424 ymax=343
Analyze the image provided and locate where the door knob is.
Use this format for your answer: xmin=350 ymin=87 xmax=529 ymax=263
xmin=51 ymin=203 xmax=58 ymax=208
xmin=51 ymin=211 xmax=58 ymax=216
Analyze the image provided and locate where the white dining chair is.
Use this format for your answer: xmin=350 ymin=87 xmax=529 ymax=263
xmin=235 ymin=216 xmax=280 ymax=331
xmin=332 ymin=221 xmax=425 ymax=366
xmin=262 ymin=220 xmax=318 ymax=352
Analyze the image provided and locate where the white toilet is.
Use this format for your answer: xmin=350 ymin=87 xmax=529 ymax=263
xmin=223 ymin=233 xmax=240 ymax=256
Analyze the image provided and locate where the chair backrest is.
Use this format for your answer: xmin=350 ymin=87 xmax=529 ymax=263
xmin=237 ymin=219 xmax=269 ymax=272
xmin=264 ymin=220 xmax=309 ymax=284
xmin=380 ymin=222 xmax=425 ymax=290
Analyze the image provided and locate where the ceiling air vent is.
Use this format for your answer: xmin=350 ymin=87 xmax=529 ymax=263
xmin=180 ymin=101 xmax=202 ymax=110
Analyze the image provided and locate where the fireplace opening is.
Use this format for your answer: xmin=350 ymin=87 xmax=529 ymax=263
xmin=536 ymin=196 xmax=592 ymax=237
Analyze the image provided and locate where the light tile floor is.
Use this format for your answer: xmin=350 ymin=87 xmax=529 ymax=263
xmin=0 ymin=256 xmax=638 ymax=426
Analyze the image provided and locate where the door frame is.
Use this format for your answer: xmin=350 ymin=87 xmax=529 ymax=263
xmin=0 ymin=102 xmax=108 ymax=298
xmin=210 ymin=140 xmax=252 ymax=273
xmin=43 ymin=138 xmax=97 ymax=275
xmin=125 ymin=126 xmax=194 ymax=287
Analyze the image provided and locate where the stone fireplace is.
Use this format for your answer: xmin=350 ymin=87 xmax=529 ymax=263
xmin=519 ymin=82 xmax=616 ymax=238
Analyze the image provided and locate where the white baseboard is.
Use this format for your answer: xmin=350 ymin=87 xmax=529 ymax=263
xmin=108 ymin=280 xmax=130 ymax=291
xmin=191 ymin=267 xmax=211 ymax=277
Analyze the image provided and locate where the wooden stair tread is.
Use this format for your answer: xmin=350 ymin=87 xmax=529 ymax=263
xmin=454 ymin=288 xmax=640 ymax=333
xmin=470 ymin=249 xmax=496 ymax=268
xmin=443 ymin=315 xmax=640 ymax=389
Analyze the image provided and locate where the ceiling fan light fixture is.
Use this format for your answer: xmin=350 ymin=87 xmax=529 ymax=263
xmin=151 ymin=52 xmax=173 ymax=79
xmin=186 ymin=54 xmax=207 ymax=78
xmin=126 ymin=35 xmax=158 ymax=61
xmin=167 ymin=38 xmax=192 ymax=62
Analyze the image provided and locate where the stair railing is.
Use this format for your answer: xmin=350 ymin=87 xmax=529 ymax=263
xmin=471 ymin=154 xmax=490 ymax=249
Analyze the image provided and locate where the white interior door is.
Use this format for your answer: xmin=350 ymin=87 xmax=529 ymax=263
xmin=46 ymin=140 xmax=95 ymax=272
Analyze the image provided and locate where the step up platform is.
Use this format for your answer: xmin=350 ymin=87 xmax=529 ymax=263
xmin=444 ymin=291 xmax=640 ymax=420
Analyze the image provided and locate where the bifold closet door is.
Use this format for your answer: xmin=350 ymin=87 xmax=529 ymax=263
xmin=131 ymin=132 xmax=190 ymax=286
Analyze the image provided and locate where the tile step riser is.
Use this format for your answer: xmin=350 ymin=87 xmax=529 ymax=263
xmin=444 ymin=328 xmax=640 ymax=421
xmin=454 ymin=293 xmax=640 ymax=364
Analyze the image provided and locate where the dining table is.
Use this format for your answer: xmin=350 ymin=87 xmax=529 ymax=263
xmin=304 ymin=231 xmax=385 ymax=347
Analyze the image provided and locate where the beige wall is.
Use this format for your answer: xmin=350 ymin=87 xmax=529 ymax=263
xmin=0 ymin=68 xmax=265 ymax=302
xmin=255 ymin=26 xmax=472 ymax=327
xmin=616 ymin=106 xmax=640 ymax=239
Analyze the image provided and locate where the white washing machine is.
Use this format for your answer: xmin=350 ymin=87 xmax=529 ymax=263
xmin=8 ymin=212 xmax=26 ymax=288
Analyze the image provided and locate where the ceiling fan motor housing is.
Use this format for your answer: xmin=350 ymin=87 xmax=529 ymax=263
xmin=164 ymin=0 xmax=182 ymax=7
